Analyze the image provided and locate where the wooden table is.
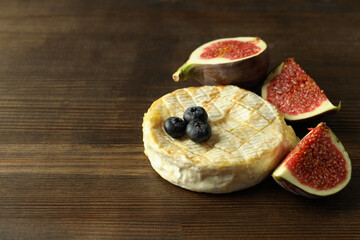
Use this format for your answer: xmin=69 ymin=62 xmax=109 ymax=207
xmin=0 ymin=1 xmax=359 ymax=239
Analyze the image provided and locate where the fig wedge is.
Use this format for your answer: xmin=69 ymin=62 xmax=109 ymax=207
xmin=262 ymin=58 xmax=340 ymax=121
xmin=272 ymin=122 xmax=352 ymax=198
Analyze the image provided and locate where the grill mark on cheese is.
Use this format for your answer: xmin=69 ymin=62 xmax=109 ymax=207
xmin=241 ymin=92 xmax=264 ymax=110
xmin=203 ymin=86 xmax=221 ymax=111
xmin=187 ymin=87 xmax=211 ymax=107
xmin=162 ymin=96 xmax=184 ymax=118
xmin=183 ymin=88 xmax=204 ymax=110
xmin=197 ymin=87 xmax=224 ymax=122
xmin=174 ymin=89 xmax=193 ymax=111
xmin=159 ymin=128 xmax=210 ymax=164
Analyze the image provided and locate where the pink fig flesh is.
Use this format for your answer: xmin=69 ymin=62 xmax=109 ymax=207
xmin=200 ymin=40 xmax=262 ymax=60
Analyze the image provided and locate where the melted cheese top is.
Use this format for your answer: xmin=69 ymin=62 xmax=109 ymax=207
xmin=143 ymin=85 xmax=298 ymax=193
xmin=144 ymin=85 xmax=295 ymax=165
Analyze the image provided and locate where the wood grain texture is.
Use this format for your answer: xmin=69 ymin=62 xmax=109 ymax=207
xmin=0 ymin=0 xmax=359 ymax=239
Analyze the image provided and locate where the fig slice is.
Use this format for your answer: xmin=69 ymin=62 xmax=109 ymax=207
xmin=173 ymin=37 xmax=269 ymax=88
xmin=261 ymin=58 xmax=341 ymax=121
xmin=272 ymin=122 xmax=351 ymax=198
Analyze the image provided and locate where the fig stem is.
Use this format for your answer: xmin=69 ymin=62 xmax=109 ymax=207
xmin=172 ymin=62 xmax=195 ymax=82
xmin=336 ymin=101 xmax=341 ymax=111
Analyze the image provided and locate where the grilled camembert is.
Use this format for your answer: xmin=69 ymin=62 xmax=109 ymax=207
xmin=143 ymin=85 xmax=298 ymax=193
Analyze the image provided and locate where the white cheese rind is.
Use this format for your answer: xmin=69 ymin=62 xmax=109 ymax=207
xmin=143 ymin=85 xmax=298 ymax=193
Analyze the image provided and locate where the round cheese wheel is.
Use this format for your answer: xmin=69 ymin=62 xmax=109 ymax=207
xmin=143 ymin=85 xmax=298 ymax=193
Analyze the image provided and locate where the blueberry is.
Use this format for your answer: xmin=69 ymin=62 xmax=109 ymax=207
xmin=186 ymin=120 xmax=211 ymax=143
xmin=183 ymin=106 xmax=208 ymax=123
xmin=164 ymin=117 xmax=186 ymax=138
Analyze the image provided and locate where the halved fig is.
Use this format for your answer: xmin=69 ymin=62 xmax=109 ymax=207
xmin=272 ymin=122 xmax=351 ymax=198
xmin=261 ymin=58 xmax=341 ymax=121
xmin=173 ymin=37 xmax=269 ymax=88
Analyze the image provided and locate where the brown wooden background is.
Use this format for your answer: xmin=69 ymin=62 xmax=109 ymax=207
xmin=0 ymin=0 xmax=359 ymax=239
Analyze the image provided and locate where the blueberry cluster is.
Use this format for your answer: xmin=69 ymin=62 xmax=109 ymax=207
xmin=164 ymin=106 xmax=211 ymax=143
